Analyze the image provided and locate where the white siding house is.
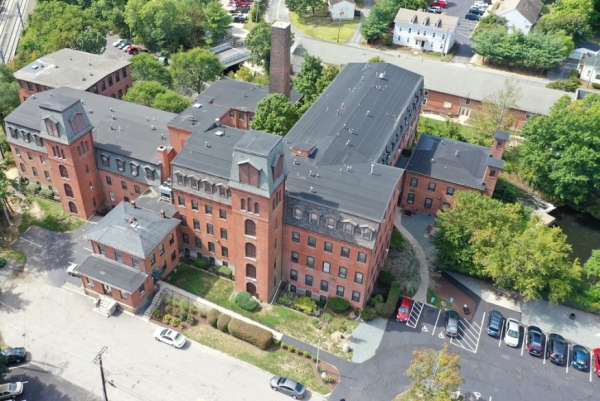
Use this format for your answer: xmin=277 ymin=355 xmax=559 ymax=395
xmin=578 ymin=51 xmax=600 ymax=86
xmin=495 ymin=0 xmax=543 ymax=34
xmin=328 ymin=0 xmax=355 ymax=20
xmin=393 ymin=9 xmax=458 ymax=54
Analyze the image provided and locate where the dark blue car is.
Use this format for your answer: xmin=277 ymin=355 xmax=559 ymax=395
xmin=485 ymin=310 xmax=504 ymax=338
xmin=572 ymin=345 xmax=590 ymax=371
xmin=465 ymin=13 xmax=480 ymax=21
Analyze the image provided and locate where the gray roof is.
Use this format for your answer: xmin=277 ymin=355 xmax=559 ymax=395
xmin=75 ymin=255 xmax=147 ymax=293
xmin=86 ymin=202 xmax=180 ymax=258
xmin=494 ymin=130 xmax=510 ymax=141
xmin=576 ymin=89 xmax=599 ymax=100
xmin=234 ymin=129 xmax=281 ymax=156
xmin=394 ymin=8 xmax=459 ymax=29
xmin=13 ymin=49 xmax=130 ymax=90
xmin=496 ymin=0 xmax=543 ymax=24
xmin=406 ymin=134 xmax=504 ymax=190
xmin=133 ymin=187 xmax=178 ymax=217
xmin=329 ymin=0 xmax=355 ymax=5
xmin=6 ymin=87 xmax=175 ymax=164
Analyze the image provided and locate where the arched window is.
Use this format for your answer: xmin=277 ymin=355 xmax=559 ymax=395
xmin=245 ymin=243 xmax=256 ymax=258
xmin=245 ymin=220 xmax=256 ymax=236
xmin=59 ymin=165 xmax=69 ymax=179
xmin=246 ymin=282 xmax=256 ymax=295
xmin=64 ymin=183 xmax=74 ymax=198
xmin=246 ymin=264 xmax=256 ymax=278
xmin=241 ymin=199 xmax=246 ymax=210
xmin=68 ymin=201 xmax=77 ymax=214
xmin=254 ymin=202 xmax=259 ymax=214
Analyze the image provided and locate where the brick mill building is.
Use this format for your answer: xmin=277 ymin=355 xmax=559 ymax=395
xmin=13 ymin=48 xmax=132 ymax=103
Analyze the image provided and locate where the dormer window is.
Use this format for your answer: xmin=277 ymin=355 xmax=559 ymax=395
xmin=326 ymin=218 xmax=335 ymax=230
xmin=272 ymin=155 xmax=284 ymax=182
xmin=22 ymin=132 xmax=31 ymax=143
xmin=293 ymin=208 xmax=302 ymax=220
xmin=204 ymin=181 xmax=211 ymax=192
xmin=362 ymin=228 xmax=372 ymax=240
xmin=219 ymin=186 xmax=225 ymax=197
xmin=190 ymin=178 xmax=197 ymax=189
xmin=344 ymin=223 xmax=354 ymax=235
xmin=145 ymin=167 xmax=155 ymax=180
xmin=239 ymin=162 xmax=260 ymax=187
xmin=410 ymin=15 xmax=416 ymax=24
xmin=130 ymin=163 xmax=139 ymax=176
xmin=310 ymin=213 xmax=318 ymax=224
xmin=116 ymin=159 xmax=125 ymax=172
xmin=176 ymin=173 xmax=183 ymax=185
xmin=422 ymin=17 xmax=428 ymax=26
xmin=34 ymin=135 xmax=44 ymax=147
xmin=101 ymin=155 xmax=110 ymax=167
xmin=45 ymin=118 xmax=60 ymax=137
xmin=8 ymin=127 xmax=17 ymax=138
xmin=70 ymin=113 xmax=85 ymax=134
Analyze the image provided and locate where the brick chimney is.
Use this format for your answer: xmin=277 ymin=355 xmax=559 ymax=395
xmin=490 ymin=130 xmax=509 ymax=159
xmin=157 ymin=145 xmax=172 ymax=182
xmin=269 ymin=22 xmax=291 ymax=99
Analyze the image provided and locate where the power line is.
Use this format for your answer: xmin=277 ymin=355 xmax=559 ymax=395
xmin=92 ymin=346 xmax=109 ymax=401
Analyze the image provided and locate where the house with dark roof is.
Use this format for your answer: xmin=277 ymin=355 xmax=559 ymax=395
xmin=495 ymin=0 xmax=543 ymax=34
xmin=393 ymin=9 xmax=459 ymax=54
xmin=398 ymin=131 xmax=508 ymax=214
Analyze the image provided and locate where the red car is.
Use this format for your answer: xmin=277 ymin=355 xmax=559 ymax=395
xmin=431 ymin=1 xmax=446 ymax=7
xmin=396 ymin=297 xmax=412 ymax=322
xmin=594 ymin=348 xmax=600 ymax=377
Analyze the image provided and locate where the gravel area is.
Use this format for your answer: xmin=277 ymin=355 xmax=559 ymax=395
xmin=349 ymin=317 xmax=388 ymax=363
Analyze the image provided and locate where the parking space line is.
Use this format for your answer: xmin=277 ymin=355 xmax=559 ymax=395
xmin=474 ymin=312 xmax=485 ymax=354
xmin=432 ymin=309 xmax=441 ymax=336
xmin=498 ymin=324 xmax=504 ymax=347
xmin=565 ymin=344 xmax=570 ymax=374
xmin=590 ymin=362 xmax=593 ymax=382
xmin=406 ymin=301 xmax=424 ymax=329
xmin=521 ymin=330 xmax=526 ymax=356
xmin=18 ymin=237 xmax=42 ymax=248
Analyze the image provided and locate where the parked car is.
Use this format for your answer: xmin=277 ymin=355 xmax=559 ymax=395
xmin=354 ymin=9 xmax=361 ymax=16
xmin=127 ymin=45 xmax=142 ymax=54
xmin=547 ymin=333 xmax=567 ymax=365
xmin=473 ymin=1 xmax=488 ymax=8
xmin=465 ymin=13 xmax=480 ymax=21
xmin=0 ymin=382 xmax=23 ymax=400
xmin=504 ymin=318 xmax=520 ymax=347
xmin=431 ymin=1 xmax=446 ymax=7
xmin=469 ymin=7 xmax=485 ymax=15
xmin=270 ymin=376 xmax=306 ymax=399
xmin=1 ymin=347 xmax=26 ymax=364
xmin=485 ymin=310 xmax=503 ymax=338
xmin=113 ymin=39 xmax=127 ymax=47
xmin=233 ymin=13 xmax=247 ymax=22
xmin=445 ymin=310 xmax=459 ymax=338
xmin=526 ymin=326 xmax=544 ymax=356
xmin=396 ymin=297 xmax=412 ymax=323
xmin=154 ymin=328 xmax=187 ymax=348
xmin=426 ymin=6 xmax=442 ymax=13
xmin=572 ymin=345 xmax=590 ymax=371
xmin=117 ymin=41 xmax=131 ymax=49
xmin=66 ymin=262 xmax=80 ymax=277
xmin=593 ymin=348 xmax=600 ymax=376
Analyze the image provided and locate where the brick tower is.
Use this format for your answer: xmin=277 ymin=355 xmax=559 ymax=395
xmin=228 ymin=131 xmax=288 ymax=302
xmin=269 ymin=22 xmax=291 ymax=99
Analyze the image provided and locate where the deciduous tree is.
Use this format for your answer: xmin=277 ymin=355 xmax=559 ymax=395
xmin=74 ymin=28 xmax=107 ymax=54
xmin=315 ymin=64 xmax=340 ymax=95
xmin=123 ymin=81 xmax=167 ymax=107
xmin=170 ymin=48 xmax=223 ymax=95
xmin=536 ymin=14 xmax=592 ymax=45
xmin=152 ymin=91 xmax=192 ymax=113
xmin=251 ymin=93 xmax=298 ymax=136
xmin=245 ymin=22 xmax=272 ymax=71
xmin=368 ymin=56 xmax=385 ymax=63
xmin=0 ymin=65 xmax=20 ymax=128
xmin=406 ymin=344 xmax=464 ymax=401
xmin=130 ymin=52 xmax=174 ymax=88
xmin=293 ymin=55 xmax=323 ymax=102
xmin=285 ymin=0 xmax=324 ymax=18
xmin=203 ymin=1 xmax=233 ymax=45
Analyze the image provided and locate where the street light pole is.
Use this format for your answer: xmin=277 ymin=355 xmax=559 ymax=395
xmin=93 ymin=346 xmax=109 ymax=401
xmin=337 ymin=10 xmax=345 ymax=43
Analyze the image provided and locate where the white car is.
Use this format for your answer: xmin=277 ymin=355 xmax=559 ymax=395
xmin=473 ymin=1 xmax=488 ymax=9
xmin=0 ymin=382 xmax=23 ymax=400
xmin=154 ymin=328 xmax=187 ymax=348
xmin=113 ymin=39 xmax=127 ymax=47
xmin=504 ymin=318 xmax=520 ymax=347
xmin=66 ymin=262 xmax=80 ymax=277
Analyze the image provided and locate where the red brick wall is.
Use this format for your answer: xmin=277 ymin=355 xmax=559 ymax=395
xmin=168 ymin=126 xmax=193 ymax=154
xmin=99 ymin=171 xmax=150 ymax=207
xmin=220 ymin=109 xmax=254 ymax=130
xmin=12 ymin=146 xmax=52 ymax=187
xmin=83 ymin=275 xmax=153 ymax=312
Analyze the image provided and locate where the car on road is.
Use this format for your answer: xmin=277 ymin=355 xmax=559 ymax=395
xmin=233 ymin=13 xmax=247 ymax=22
xmin=427 ymin=6 xmax=443 ymax=13
xmin=547 ymin=333 xmax=567 ymax=365
xmin=504 ymin=318 xmax=520 ymax=347
xmin=485 ymin=310 xmax=503 ymax=338
xmin=0 ymin=382 xmax=23 ymax=400
xmin=66 ymin=262 xmax=80 ymax=277
xmin=526 ymin=326 xmax=544 ymax=356
xmin=1 ymin=347 xmax=26 ymax=364
xmin=154 ymin=328 xmax=187 ymax=348
xmin=113 ymin=39 xmax=127 ymax=47
xmin=572 ymin=345 xmax=590 ymax=371
xmin=396 ymin=297 xmax=412 ymax=323
xmin=445 ymin=310 xmax=459 ymax=338
xmin=117 ymin=41 xmax=131 ymax=49
xmin=270 ymin=376 xmax=305 ymax=399
xmin=473 ymin=1 xmax=488 ymax=8
xmin=127 ymin=45 xmax=142 ymax=54
xmin=431 ymin=1 xmax=446 ymax=7
xmin=465 ymin=13 xmax=480 ymax=21
xmin=469 ymin=7 xmax=485 ymax=15
xmin=594 ymin=348 xmax=600 ymax=376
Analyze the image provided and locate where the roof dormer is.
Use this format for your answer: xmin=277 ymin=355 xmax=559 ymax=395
xmin=422 ymin=16 xmax=429 ymax=26
xmin=434 ymin=18 xmax=441 ymax=28
xmin=410 ymin=15 xmax=417 ymax=24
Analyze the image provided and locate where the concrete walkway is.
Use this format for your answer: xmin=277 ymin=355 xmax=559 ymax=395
xmin=349 ymin=317 xmax=387 ymax=363
xmin=394 ymin=209 xmax=429 ymax=303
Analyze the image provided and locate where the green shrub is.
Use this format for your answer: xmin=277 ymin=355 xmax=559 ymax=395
xmin=188 ymin=306 xmax=198 ymax=315
xmin=592 ymin=83 xmax=600 ymax=90
xmin=235 ymin=291 xmax=258 ymax=311
xmin=277 ymin=291 xmax=295 ymax=307
xmin=384 ymin=36 xmax=393 ymax=46
xmin=290 ymin=347 xmax=296 ymax=353
xmin=217 ymin=265 xmax=233 ymax=279
xmin=197 ymin=309 xmax=206 ymax=318
xmin=194 ymin=258 xmax=209 ymax=269
xmin=321 ymin=312 xmax=333 ymax=323
xmin=317 ymin=365 xmax=323 ymax=373
xmin=375 ymin=283 xmax=402 ymax=318
xmin=360 ymin=308 xmax=378 ymax=321
xmin=303 ymin=351 xmax=310 ymax=358
xmin=569 ymin=69 xmax=579 ymax=79
xmin=165 ymin=305 xmax=173 ymax=314
xmin=312 ymin=356 xmax=317 ymax=362
xmin=162 ymin=314 xmax=172 ymax=324
xmin=39 ymin=188 xmax=54 ymax=199
xmin=329 ymin=297 xmax=350 ymax=313
xmin=322 ymin=376 xmax=335 ymax=383
xmin=171 ymin=316 xmax=181 ymax=326
xmin=177 ymin=311 xmax=188 ymax=321
xmin=227 ymin=318 xmax=273 ymax=350
xmin=26 ymin=183 xmax=41 ymax=194
xmin=152 ymin=309 xmax=162 ymax=319
xmin=208 ymin=308 xmax=221 ymax=327
xmin=378 ymin=271 xmax=395 ymax=287
xmin=294 ymin=296 xmax=317 ymax=314
xmin=186 ymin=316 xmax=196 ymax=326
xmin=546 ymin=78 xmax=580 ymax=93
xmin=217 ymin=313 xmax=232 ymax=332
xmin=281 ymin=343 xmax=288 ymax=350
xmin=367 ymin=294 xmax=384 ymax=307
xmin=273 ymin=338 xmax=281 ymax=346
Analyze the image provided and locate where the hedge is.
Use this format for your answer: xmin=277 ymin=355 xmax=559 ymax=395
xmin=235 ymin=291 xmax=258 ymax=311
xmin=227 ymin=317 xmax=273 ymax=350
xmin=294 ymin=296 xmax=317 ymax=314
xmin=360 ymin=308 xmax=378 ymax=321
xmin=217 ymin=265 xmax=233 ymax=279
xmin=208 ymin=308 xmax=221 ymax=327
xmin=194 ymin=258 xmax=209 ymax=269
xmin=329 ymin=297 xmax=350 ymax=313
xmin=378 ymin=271 xmax=395 ymax=287
xmin=39 ymin=188 xmax=55 ymax=199
xmin=26 ymin=183 xmax=41 ymax=194
xmin=375 ymin=283 xmax=402 ymax=318
xmin=217 ymin=313 xmax=231 ymax=332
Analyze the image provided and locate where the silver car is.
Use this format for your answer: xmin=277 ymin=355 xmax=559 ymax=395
xmin=270 ymin=376 xmax=306 ymax=399
xmin=153 ymin=328 xmax=187 ymax=348
xmin=504 ymin=318 xmax=520 ymax=347
xmin=0 ymin=382 xmax=23 ymax=400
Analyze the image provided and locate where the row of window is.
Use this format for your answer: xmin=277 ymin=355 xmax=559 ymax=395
xmin=86 ymin=278 xmax=145 ymax=299
xmin=240 ymin=198 xmax=260 ymax=214
xmin=8 ymin=127 xmax=45 ymax=146
xmin=398 ymin=27 xmax=445 ymax=39
xmin=100 ymin=155 xmax=156 ymax=180
xmin=291 ymin=231 xmax=362 ymax=260
xmin=406 ymin=193 xmax=451 ymax=210
xmin=409 ymin=177 xmax=455 ymax=195
xmin=89 ymin=68 xmax=128 ymax=94
xmin=292 ymin=208 xmax=374 ymax=240
xmin=228 ymin=110 xmax=254 ymax=122
xmin=104 ymin=175 xmax=143 ymax=194
xmin=290 ymin=266 xmax=364 ymax=284
xmin=178 ymin=199 xmax=229 ymax=218
xmin=288 ymin=281 xmax=361 ymax=303
xmin=175 ymin=174 xmax=233 ymax=199
xmin=181 ymin=233 xmax=226 ymax=258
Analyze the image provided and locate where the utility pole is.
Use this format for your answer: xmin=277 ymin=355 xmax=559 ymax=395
xmin=92 ymin=346 xmax=109 ymax=401
xmin=337 ymin=10 xmax=345 ymax=43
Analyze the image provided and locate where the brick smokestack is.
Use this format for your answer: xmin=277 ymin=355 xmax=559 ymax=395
xmin=269 ymin=22 xmax=291 ymax=99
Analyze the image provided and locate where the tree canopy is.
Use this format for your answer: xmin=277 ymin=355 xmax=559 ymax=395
xmin=251 ymin=93 xmax=298 ymax=136
xmin=535 ymin=14 xmax=592 ymax=45
xmin=202 ymin=1 xmax=233 ymax=45
xmin=170 ymin=48 xmax=223 ymax=95
xmin=406 ymin=344 xmax=464 ymax=401
xmin=361 ymin=0 xmax=426 ymax=41
xmin=519 ymin=94 xmax=600 ymax=209
xmin=123 ymin=81 xmax=191 ymax=113
xmin=73 ymin=28 xmax=107 ymax=54
xmin=285 ymin=0 xmax=323 ymax=18
xmin=0 ymin=65 xmax=20 ymax=128
xmin=293 ymin=55 xmax=324 ymax=102
xmin=245 ymin=22 xmax=273 ymax=72
xmin=130 ymin=52 xmax=174 ymax=88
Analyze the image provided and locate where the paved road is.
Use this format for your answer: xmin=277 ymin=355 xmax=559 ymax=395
xmin=442 ymin=0 xmax=482 ymax=63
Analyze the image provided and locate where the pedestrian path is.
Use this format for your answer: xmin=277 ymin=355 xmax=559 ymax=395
xmin=349 ymin=317 xmax=387 ymax=363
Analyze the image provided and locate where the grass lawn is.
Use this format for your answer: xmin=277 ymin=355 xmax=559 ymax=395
xmin=18 ymin=196 xmax=84 ymax=233
xmin=186 ymin=324 xmax=330 ymax=394
xmin=427 ymin=288 xmax=456 ymax=311
xmin=390 ymin=226 xmax=405 ymax=251
xmin=290 ymin=12 xmax=358 ymax=43
xmin=165 ymin=263 xmax=234 ymax=304
xmin=418 ymin=116 xmax=476 ymax=143
xmin=0 ymin=248 xmax=26 ymax=264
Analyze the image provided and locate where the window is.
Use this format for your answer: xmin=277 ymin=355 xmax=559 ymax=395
xmin=222 ymin=247 xmax=229 ymax=257
xmin=443 ymin=202 xmax=451 ymax=209
xmin=336 ymin=285 xmax=345 ymax=297
xmin=109 ymin=192 xmax=115 ymax=202
xmin=246 ymin=243 xmax=256 ymax=258
xmin=208 ymin=242 xmax=215 ymax=252
xmin=344 ymin=223 xmax=353 ymax=235
xmin=121 ymin=67 xmax=127 ymax=78
xmin=190 ymin=178 xmax=197 ymax=189
xmin=428 ymin=182 xmax=436 ymax=192
xmin=229 ymin=111 xmax=235 ymax=118
xmin=307 ymin=256 xmax=314 ymax=268
xmin=116 ymin=159 xmax=125 ymax=172
xmin=32 ymin=167 xmax=38 ymax=177
xmin=324 ymin=242 xmax=333 ymax=253
xmin=465 ymin=98 xmax=471 ymax=105
xmin=87 ymin=277 xmax=95 ymax=288
xmin=293 ymin=208 xmax=302 ymax=220
xmin=19 ymin=163 xmax=25 ymax=173
xmin=308 ymin=236 xmax=316 ymax=248
xmin=362 ymin=228 xmax=371 ymax=240
xmin=180 ymin=215 xmax=187 ymax=226
xmin=182 ymin=234 xmax=189 ymax=244
xmin=115 ymin=71 xmax=120 ymax=82
xmin=355 ymin=272 xmax=364 ymax=284
xmin=145 ymin=168 xmax=155 ymax=180
xmin=239 ymin=113 xmax=245 ymax=121
xmin=138 ymin=283 xmax=145 ymax=296
xmin=203 ymin=182 xmax=211 ymax=193
xmin=326 ymin=218 xmax=335 ymax=229
xmin=64 ymin=184 xmax=74 ymax=198
xmin=101 ymin=155 xmax=110 ymax=167
xmin=105 ymin=176 xmax=112 ymax=185
xmin=205 ymin=205 xmax=212 ymax=215
xmin=410 ymin=177 xmax=418 ymax=187
xmin=290 ymin=270 xmax=298 ymax=281
xmin=193 ymin=219 xmax=200 ymax=231
xmin=131 ymin=164 xmax=139 ymax=176
xmin=358 ymin=252 xmax=366 ymax=263
xmin=320 ymin=280 xmax=329 ymax=292
xmin=108 ymin=75 xmax=113 ymax=87
xmin=44 ymin=171 xmax=51 ymax=181
xmin=241 ymin=199 xmax=246 ymax=210
xmin=292 ymin=232 xmax=300 ymax=243
xmin=489 ymin=169 xmax=496 ymax=177
xmin=446 ymin=187 xmax=455 ymax=196
xmin=291 ymin=251 xmax=299 ymax=263
xmin=352 ymin=291 xmax=361 ymax=302
xmin=23 ymin=132 xmax=31 ymax=143
xmin=424 ymin=198 xmax=433 ymax=209
xmin=191 ymin=200 xmax=198 ymax=210
xmin=220 ymin=228 xmax=228 ymax=240
xmin=310 ymin=213 xmax=318 ymax=224
xmin=246 ymin=264 xmax=257 ymax=278
xmin=132 ymin=257 xmax=139 ymax=269
xmin=68 ymin=201 xmax=78 ymax=214
xmin=85 ymin=165 xmax=89 ymax=173
xmin=59 ymin=165 xmax=69 ymax=178
xmin=195 ymin=237 xmax=202 ymax=248
xmin=26 ymin=151 xmax=33 ymax=160
xmin=305 ymin=275 xmax=313 ymax=286
xmin=407 ymin=193 xmax=415 ymax=204
xmin=323 ymin=262 xmax=330 ymax=273
xmin=245 ymin=220 xmax=256 ymax=236
xmin=169 ymin=233 xmax=174 ymax=245
xmin=219 ymin=209 xmax=227 ymax=219
xmin=15 ymin=148 xmax=21 ymax=158
xmin=206 ymin=223 xmax=213 ymax=235
xmin=338 ymin=266 xmax=347 ymax=279
xmin=121 ymin=181 xmax=127 ymax=190
xmin=238 ymin=162 xmax=260 ymax=187
xmin=115 ymin=250 xmax=122 ymax=262
xmin=254 ymin=202 xmax=259 ymax=214
xmin=178 ymin=196 xmax=185 ymax=206
xmin=134 ymin=185 xmax=141 ymax=194
xmin=8 ymin=128 xmax=17 ymax=138
xmin=341 ymin=247 xmax=350 ymax=258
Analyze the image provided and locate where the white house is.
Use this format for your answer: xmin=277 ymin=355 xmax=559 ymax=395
xmin=495 ymin=0 xmax=543 ymax=34
xmin=578 ymin=51 xmax=600 ymax=86
xmin=328 ymin=0 xmax=355 ymax=20
xmin=393 ymin=9 xmax=459 ymax=54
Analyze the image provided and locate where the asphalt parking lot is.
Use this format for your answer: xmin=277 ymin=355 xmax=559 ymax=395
xmin=441 ymin=0 xmax=485 ymax=63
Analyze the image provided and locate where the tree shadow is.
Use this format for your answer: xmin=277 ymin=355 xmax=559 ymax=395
xmin=0 ymin=282 xmax=31 ymax=313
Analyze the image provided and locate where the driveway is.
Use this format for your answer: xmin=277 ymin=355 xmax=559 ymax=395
xmin=442 ymin=0 xmax=480 ymax=63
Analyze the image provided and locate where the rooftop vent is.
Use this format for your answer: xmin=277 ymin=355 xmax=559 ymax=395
xmin=32 ymin=65 xmax=39 ymax=70
xmin=110 ymin=107 xmax=114 ymax=112
xmin=215 ymin=131 xmax=224 ymax=137
xmin=215 ymin=118 xmax=221 ymax=127
xmin=205 ymin=141 xmax=211 ymax=148
xmin=88 ymin=108 xmax=93 ymax=114
xmin=309 ymin=186 xmax=315 ymax=193
xmin=193 ymin=103 xmax=202 ymax=108
xmin=346 ymin=140 xmax=350 ymax=146
xmin=431 ymin=158 xmax=435 ymax=163
xmin=455 ymin=150 xmax=459 ymax=156
xmin=81 ymin=77 xmax=86 ymax=81
xmin=370 ymin=164 xmax=375 ymax=175
xmin=112 ymin=115 xmax=116 ymax=120
xmin=151 ymin=125 xmax=156 ymax=131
